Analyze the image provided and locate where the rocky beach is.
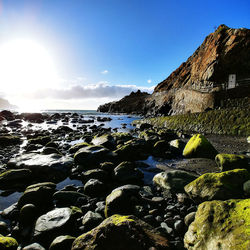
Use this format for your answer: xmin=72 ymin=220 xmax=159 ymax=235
xmin=0 ymin=108 xmax=249 ymax=249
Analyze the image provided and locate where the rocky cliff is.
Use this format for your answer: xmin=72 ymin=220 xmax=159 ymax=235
xmin=97 ymin=90 xmax=150 ymax=114
xmin=98 ymin=25 xmax=250 ymax=115
xmin=0 ymin=98 xmax=17 ymax=110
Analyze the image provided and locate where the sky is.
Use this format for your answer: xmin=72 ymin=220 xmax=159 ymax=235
xmin=0 ymin=0 xmax=249 ymax=110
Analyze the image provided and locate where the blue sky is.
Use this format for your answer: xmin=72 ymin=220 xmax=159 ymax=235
xmin=0 ymin=0 xmax=249 ymax=110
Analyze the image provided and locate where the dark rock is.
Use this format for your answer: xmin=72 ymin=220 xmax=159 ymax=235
xmin=81 ymin=211 xmax=103 ymax=231
xmin=84 ymin=179 xmax=106 ymax=197
xmin=49 ymin=235 xmax=76 ymax=250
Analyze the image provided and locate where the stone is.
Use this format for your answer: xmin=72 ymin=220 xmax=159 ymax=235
xmin=32 ymin=207 xmax=80 ymax=248
xmin=7 ymin=153 xmax=73 ymax=183
xmin=53 ymin=191 xmax=88 ymax=207
xmin=184 ymin=169 xmax=250 ymax=203
xmin=113 ymin=161 xmax=143 ymax=185
xmin=0 ymin=236 xmax=18 ymax=249
xmin=84 ymin=179 xmax=106 ymax=197
xmin=184 ymin=212 xmax=196 ymax=227
xmin=42 ymin=147 xmax=61 ymax=155
xmin=243 ymin=180 xmax=250 ymax=196
xmin=23 ymin=243 xmax=46 ymax=250
xmin=91 ymin=134 xmax=116 ymax=150
xmin=153 ymin=170 xmax=198 ymax=193
xmin=19 ymin=204 xmax=37 ymax=225
xmin=0 ymin=169 xmax=32 ymax=190
xmin=105 ymin=185 xmax=140 ymax=218
xmin=81 ymin=211 xmax=103 ymax=231
xmin=18 ymin=182 xmax=56 ymax=209
xmin=0 ymin=135 xmax=21 ymax=146
xmin=49 ymin=235 xmax=76 ymax=250
xmin=74 ymin=146 xmax=115 ymax=168
xmin=215 ymin=153 xmax=249 ymax=171
xmin=69 ymin=142 xmax=90 ymax=154
xmin=81 ymin=169 xmax=108 ymax=183
xmin=174 ymin=220 xmax=184 ymax=232
xmin=184 ymin=199 xmax=250 ymax=249
xmin=0 ymin=221 xmax=9 ymax=236
xmin=72 ymin=214 xmax=169 ymax=250
xmin=160 ymin=222 xmax=173 ymax=235
xmin=183 ymin=134 xmax=218 ymax=159
xmin=28 ymin=136 xmax=51 ymax=146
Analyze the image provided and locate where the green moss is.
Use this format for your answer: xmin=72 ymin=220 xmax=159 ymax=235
xmin=111 ymin=214 xmax=134 ymax=226
xmin=215 ymin=154 xmax=248 ymax=171
xmin=133 ymin=107 xmax=250 ymax=136
xmin=0 ymin=236 xmax=18 ymax=249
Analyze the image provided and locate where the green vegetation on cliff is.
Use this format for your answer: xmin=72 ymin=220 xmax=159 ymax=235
xmin=134 ymin=108 xmax=249 ymax=136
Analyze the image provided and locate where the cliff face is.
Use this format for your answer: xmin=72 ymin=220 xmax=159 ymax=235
xmin=97 ymin=90 xmax=150 ymax=114
xmin=98 ymin=25 xmax=250 ymax=115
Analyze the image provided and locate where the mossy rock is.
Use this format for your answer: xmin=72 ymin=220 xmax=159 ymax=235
xmin=183 ymin=134 xmax=218 ymax=159
xmin=69 ymin=142 xmax=90 ymax=154
xmin=0 ymin=236 xmax=18 ymax=249
xmin=215 ymin=153 xmax=249 ymax=171
xmin=184 ymin=199 xmax=250 ymax=249
xmin=184 ymin=169 xmax=250 ymax=203
xmin=0 ymin=135 xmax=21 ymax=146
xmin=72 ymin=214 xmax=170 ymax=250
xmin=49 ymin=235 xmax=76 ymax=250
xmin=28 ymin=136 xmax=51 ymax=146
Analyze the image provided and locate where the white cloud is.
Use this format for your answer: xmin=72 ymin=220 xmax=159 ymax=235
xmin=147 ymin=79 xmax=152 ymax=84
xmin=101 ymin=70 xmax=109 ymax=74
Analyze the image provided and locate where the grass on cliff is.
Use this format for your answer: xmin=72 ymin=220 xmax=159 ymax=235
xmin=134 ymin=108 xmax=249 ymax=136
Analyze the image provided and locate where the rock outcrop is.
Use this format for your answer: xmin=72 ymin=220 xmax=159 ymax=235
xmin=98 ymin=25 xmax=250 ymax=116
xmin=0 ymin=98 xmax=17 ymax=110
xmin=97 ymin=90 xmax=150 ymax=114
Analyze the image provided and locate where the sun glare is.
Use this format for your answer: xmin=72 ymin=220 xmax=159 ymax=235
xmin=0 ymin=39 xmax=58 ymax=93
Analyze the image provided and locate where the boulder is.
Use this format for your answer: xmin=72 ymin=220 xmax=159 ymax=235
xmin=184 ymin=199 xmax=250 ymax=249
xmin=81 ymin=211 xmax=103 ymax=231
xmin=84 ymin=179 xmax=106 ymax=197
xmin=49 ymin=235 xmax=76 ymax=250
xmin=91 ymin=134 xmax=116 ymax=150
xmin=243 ymin=180 xmax=250 ymax=196
xmin=69 ymin=142 xmax=90 ymax=154
xmin=113 ymin=161 xmax=143 ymax=185
xmin=105 ymin=185 xmax=140 ymax=218
xmin=72 ymin=214 xmax=169 ymax=250
xmin=215 ymin=153 xmax=249 ymax=171
xmin=28 ymin=136 xmax=51 ymax=146
xmin=0 ymin=135 xmax=21 ymax=146
xmin=74 ymin=146 xmax=115 ymax=168
xmin=23 ymin=243 xmax=46 ymax=250
xmin=0 ymin=236 xmax=18 ymax=250
xmin=183 ymin=134 xmax=217 ymax=159
xmin=18 ymin=182 xmax=56 ymax=209
xmin=7 ymin=153 xmax=73 ymax=183
xmin=184 ymin=169 xmax=250 ymax=203
xmin=153 ymin=170 xmax=198 ymax=193
xmin=32 ymin=207 xmax=80 ymax=248
xmin=0 ymin=169 xmax=32 ymax=190
xmin=81 ymin=169 xmax=108 ymax=183
xmin=53 ymin=191 xmax=88 ymax=207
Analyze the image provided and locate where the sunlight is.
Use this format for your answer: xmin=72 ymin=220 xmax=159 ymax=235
xmin=0 ymin=39 xmax=58 ymax=93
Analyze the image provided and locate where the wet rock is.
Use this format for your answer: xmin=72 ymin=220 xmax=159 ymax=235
xmin=49 ymin=235 xmax=76 ymax=250
xmin=8 ymin=153 xmax=73 ymax=183
xmin=72 ymin=214 xmax=169 ymax=250
xmin=184 ymin=199 xmax=250 ymax=249
xmin=42 ymin=147 xmax=61 ymax=155
xmin=243 ymin=180 xmax=250 ymax=196
xmin=53 ymin=191 xmax=87 ymax=207
xmin=0 ymin=169 xmax=32 ymax=190
xmin=69 ymin=142 xmax=90 ymax=154
xmin=160 ymin=222 xmax=173 ymax=235
xmin=32 ymin=207 xmax=80 ymax=248
xmin=0 ymin=135 xmax=21 ymax=146
xmin=184 ymin=169 xmax=250 ymax=203
xmin=91 ymin=134 xmax=116 ymax=150
xmin=153 ymin=170 xmax=198 ymax=193
xmin=81 ymin=211 xmax=103 ymax=231
xmin=215 ymin=153 xmax=249 ymax=171
xmin=28 ymin=136 xmax=51 ymax=146
xmin=183 ymin=134 xmax=217 ymax=159
xmin=105 ymin=185 xmax=140 ymax=218
xmin=113 ymin=161 xmax=143 ymax=185
xmin=18 ymin=182 xmax=56 ymax=210
xmin=184 ymin=212 xmax=196 ymax=226
xmin=74 ymin=146 xmax=115 ymax=168
xmin=23 ymin=243 xmax=46 ymax=250
xmin=0 ymin=221 xmax=9 ymax=236
xmin=0 ymin=236 xmax=18 ymax=249
xmin=19 ymin=204 xmax=38 ymax=225
xmin=81 ymin=169 xmax=108 ymax=183
xmin=84 ymin=179 xmax=106 ymax=197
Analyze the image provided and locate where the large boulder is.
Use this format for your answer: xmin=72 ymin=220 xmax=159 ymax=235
xmin=49 ymin=235 xmax=76 ymax=250
xmin=53 ymin=191 xmax=88 ymax=207
xmin=184 ymin=199 xmax=250 ymax=249
xmin=7 ymin=153 xmax=73 ymax=182
xmin=32 ymin=207 xmax=81 ymax=248
xmin=183 ymin=134 xmax=217 ymax=159
xmin=0 ymin=169 xmax=32 ymax=190
xmin=72 ymin=214 xmax=169 ymax=250
xmin=105 ymin=185 xmax=140 ymax=218
xmin=91 ymin=134 xmax=116 ymax=150
xmin=153 ymin=170 xmax=198 ymax=193
xmin=0 ymin=135 xmax=21 ymax=146
xmin=215 ymin=153 xmax=249 ymax=171
xmin=0 ymin=236 xmax=18 ymax=250
xmin=184 ymin=169 xmax=250 ymax=203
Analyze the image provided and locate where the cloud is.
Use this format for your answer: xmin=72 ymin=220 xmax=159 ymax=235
xmin=147 ymin=79 xmax=152 ymax=84
xmin=101 ymin=70 xmax=109 ymax=74
xmin=23 ymin=82 xmax=154 ymax=100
